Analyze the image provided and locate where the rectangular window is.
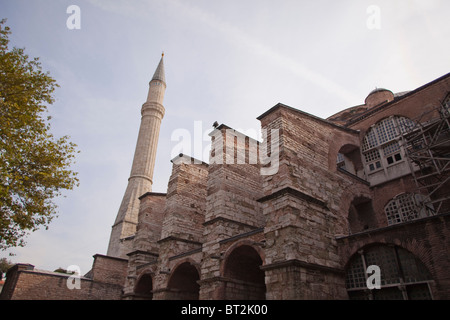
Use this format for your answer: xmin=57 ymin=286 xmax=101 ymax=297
xmin=363 ymin=130 xmax=378 ymax=151
xmin=387 ymin=156 xmax=394 ymax=165
xmin=397 ymin=117 xmax=416 ymax=134
xmin=376 ymin=118 xmax=397 ymax=144
xmin=383 ymin=141 xmax=400 ymax=156
xmin=364 ymin=149 xmax=380 ymax=163
xmin=368 ymin=161 xmax=381 ymax=172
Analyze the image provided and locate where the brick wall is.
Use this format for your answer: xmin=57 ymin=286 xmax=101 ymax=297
xmin=337 ymin=213 xmax=450 ymax=299
xmin=1 ymin=256 xmax=127 ymax=300
xmin=161 ymin=155 xmax=208 ymax=242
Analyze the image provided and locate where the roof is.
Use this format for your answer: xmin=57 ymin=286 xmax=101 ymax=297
xmin=257 ymin=103 xmax=359 ymax=134
xmin=327 ymin=72 xmax=450 ymax=126
xmin=151 ymin=54 xmax=166 ymax=84
xmin=345 ymin=72 xmax=450 ymax=126
xmin=368 ymin=87 xmax=391 ymax=95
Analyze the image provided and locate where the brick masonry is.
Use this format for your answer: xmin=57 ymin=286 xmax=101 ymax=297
xmin=2 ymin=72 xmax=449 ymax=300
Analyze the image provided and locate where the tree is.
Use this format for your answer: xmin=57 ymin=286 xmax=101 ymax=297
xmin=0 ymin=19 xmax=79 ymax=250
xmin=0 ymin=257 xmax=14 ymax=278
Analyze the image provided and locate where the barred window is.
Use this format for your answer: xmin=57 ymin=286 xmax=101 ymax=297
xmin=363 ymin=149 xmax=380 ymax=162
xmin=336 ymin=152 xmax=347 ymax=171
xmin=385 ymin=193 xmax=433 ymax=226
xmin=382 ymin=141 xmax=401 ymax=156
xmin=376 ymin=117 xmax=397 ymax=144
xmin=362 ymin=129 xmax=378 ymax=151
xmin=443 ymin=94 xmax=450 ymax=112
xmin=362 ymin=116 xmax=415 ymax=173
xmin=345 ymin=245 xmax=433 ymax=300
xmin=397 ymin=116 xmax=416 ymax=134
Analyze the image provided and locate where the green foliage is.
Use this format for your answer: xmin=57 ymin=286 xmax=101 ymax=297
xmin=53 ymin=267 xmax=75 ymax=275
xmin=0 ymin=19 xmax=79 ymax=250
xmin=0 ymin=257 xmax=14 ymax=275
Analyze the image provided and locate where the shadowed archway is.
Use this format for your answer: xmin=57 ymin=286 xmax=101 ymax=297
xmin=167 ymin=262 xmax=200 ymax=300
xmin=223 ymin=245 xmax=266 ymax=300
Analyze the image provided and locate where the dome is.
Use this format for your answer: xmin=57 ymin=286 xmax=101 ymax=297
xmin=365 ymin=87 xmax=394 ymax=109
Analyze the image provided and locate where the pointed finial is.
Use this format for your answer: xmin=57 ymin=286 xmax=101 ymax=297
xmin=151 ymin=52 xmax=166 ymax=84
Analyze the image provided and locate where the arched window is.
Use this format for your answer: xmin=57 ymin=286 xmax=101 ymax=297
xmin=167 ymin=262 xmax=200 ymax=300
xmin=223 ymin=245 xmax=266 ymax=300
xmin=362 ymin=116 xmax=415 ymax=173
xmin=336 ymin=144 xmax=363 ymax=178
xmin=384 ymin=193 xmax=434 ymax=226
xmin=345 ymin=245 xmax=433 ymax=300
xmin=443 ymin=93 xmax=450 ymax=112
xmin=134 ymin=273 xmax=153 ymax=300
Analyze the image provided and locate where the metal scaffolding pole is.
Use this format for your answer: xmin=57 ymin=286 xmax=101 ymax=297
xmin=400 ymin=100 xmax=450 ymax=216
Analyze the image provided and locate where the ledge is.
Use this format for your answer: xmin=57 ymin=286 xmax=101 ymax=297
xmin=336 ymin=212 xmax=450 ymax=241
xmin=261 ymin=259 xmax=344 ymax=275
xmin=138 ymin=191 xmax=167 ymax=200
xmin=157 ymin=235 xmax=202 ymax=246
xmin=126 ymin=250 xmax=159 ymax=257
xmin=170 ymin=153 xmax=209 ymax=166
xmin=203 ymin=216 xmax=260 ymax=230
xmin=257 ymin=102 xmax=360 ymax=134
xmin=219 ymin=228 xmax=265 ymax=245
xmin=92 ymin=253 xmax=128 ymax=263
xmin=257 ymin=186 xmax=328 ymax=209
xmin=169 ymin=248 xmax=202 ymax=261
xmin=337 ymin=167 xmax=370 ymax=185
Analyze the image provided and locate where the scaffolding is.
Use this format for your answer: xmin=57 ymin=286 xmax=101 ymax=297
xmin=400 ymin=97 xmax=450 ymax=216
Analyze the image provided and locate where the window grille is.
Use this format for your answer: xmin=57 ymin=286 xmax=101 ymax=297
xmin=362 ymin=116 xmax=415 ymax=174
xmin=384 ymin=193 xmax=432 ymax=226
xmin=345 ymin=245 xmax=432 ymax=300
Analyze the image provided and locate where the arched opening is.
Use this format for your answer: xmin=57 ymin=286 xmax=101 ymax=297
xmin=362 ymin=116 xmax=415 ymax=184
xmin=348 ymin=196 xmax=377 ymax=234
xmin=134 ymin=273 xmax=153 ymax=300
xmin=223 ymin=245 xmax=266 ymax=300
xmin=384 ymin=193 xmax=434 ymax=226
xmin=345 ymin=244 xmax=433 ymax=300
xmin=167 ymin=262 xmax=200 ymax=300
xmin=336 ymin=144 xmax=363 ymax=178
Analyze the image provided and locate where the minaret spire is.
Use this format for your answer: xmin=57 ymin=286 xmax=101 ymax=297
xmin=151 ymin=52 xmax=166 ymax=85
xmin=107 ymin=55 xmax=167 ymax=259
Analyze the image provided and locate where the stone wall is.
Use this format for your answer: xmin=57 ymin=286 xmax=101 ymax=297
xmin=1 ymin=255 xmax=127 ymax=300
xmin=337 ymin=213 xmax=450 ymax=299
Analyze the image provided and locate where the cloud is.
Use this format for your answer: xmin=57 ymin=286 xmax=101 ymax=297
xmin=165 ymin=0 xmax=360 ymax=105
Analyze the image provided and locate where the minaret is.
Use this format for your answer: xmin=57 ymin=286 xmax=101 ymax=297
xmin=107 ymin=54 xmax=166 ymax=259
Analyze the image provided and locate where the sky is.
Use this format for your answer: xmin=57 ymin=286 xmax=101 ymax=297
xmin=0 ymin=0 xmax=449 ymax=275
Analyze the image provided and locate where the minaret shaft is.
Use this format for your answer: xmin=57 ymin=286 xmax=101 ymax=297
xmin=107 ymin=55 xmax=166 ymax=259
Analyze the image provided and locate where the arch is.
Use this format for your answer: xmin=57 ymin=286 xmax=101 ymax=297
xmin=384 ymin=192 xmax=434 ymax=226
xmin=167 ymin=261 xmax=200 ymax=300
xmin=442 ymin=91 xmax=450 ymax=109
xmin=223 ymin=243 xmax=266 ymax=300
xmin=134 ymin=273 xmax=153 ymax=300
xmin=336 ymin=186 xmax=373 ymax=235
xmin=345 ymin=244 xmax=433 ymax=300
xmin=336 ymin=143 xmax=364 ymax=176
xmin=361 ymin=115 xmax=416 ymax=185
xmin=326 ymin=130 xmax=361 ymax=173
xmin=348 ymin=195 xmax=377 ymax=234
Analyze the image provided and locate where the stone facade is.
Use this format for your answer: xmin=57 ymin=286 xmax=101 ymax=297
xmin=2 ymin=64 xmax=449 ymax=300
xmin=0 ymin=255 xmax=127 ymax=300
xmin=118 ymin=72 xmax=449 ymax=300
xmin=107 ymin=55 xmax=166 ymax=259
